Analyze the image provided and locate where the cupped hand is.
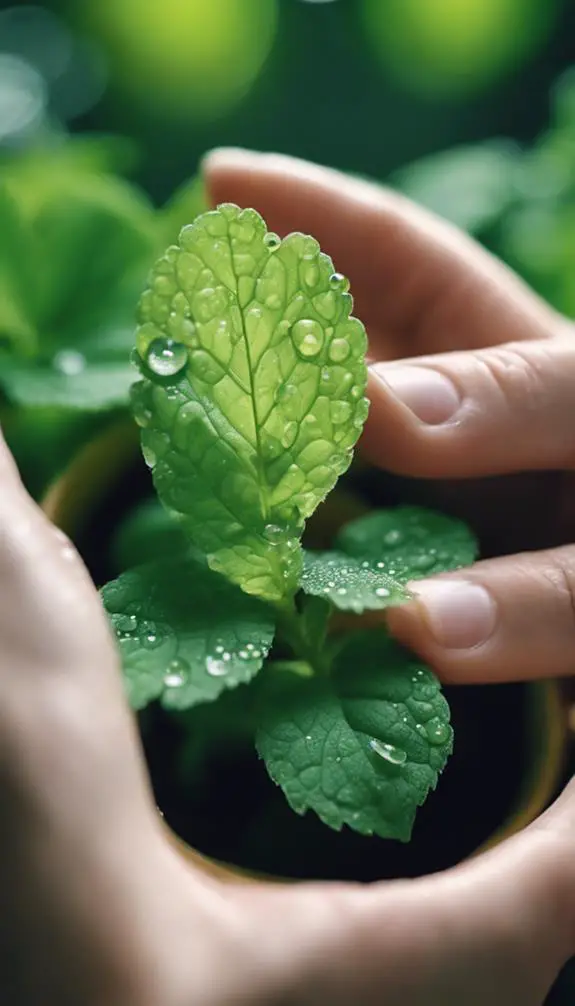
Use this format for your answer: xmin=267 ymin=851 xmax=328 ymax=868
xmin=2 ymin=150 xmax=575 ymax=1006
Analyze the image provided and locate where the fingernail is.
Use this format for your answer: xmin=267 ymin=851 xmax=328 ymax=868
xmin=409 ymin=579 xmax=496 ymax=649
xmin=372 ymin=365 xmax=460 ymax=425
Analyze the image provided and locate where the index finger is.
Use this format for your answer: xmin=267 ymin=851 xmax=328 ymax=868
xmin=203 ymin=148 xmax=560 ymax=359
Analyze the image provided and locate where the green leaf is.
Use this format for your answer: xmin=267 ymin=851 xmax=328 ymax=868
xmin=0 ymin=183 xmax=38 ymax=351
xmin=0 ymin=358 xmax=135 ymax=411
xmin=133 ymin=203 xmax=369 ymax=602
xmin=301 ymin=550 xmax=410 ymax=612
xmin=394 ymin=140 xmax=520 ymax=234
xmin=0 ymin=175 xmax=159 ymax=413
xmin=256 ymin=631 xmax=452 ymax=841
xmin=110 ymin=498 xmax=190 ymax=571
xmin=336 ymin=506 xmax=478 ymax=583
xmin=101 ymin=555 xmax=275 ymax=711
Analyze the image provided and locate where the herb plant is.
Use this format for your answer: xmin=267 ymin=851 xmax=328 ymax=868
xmin=102 ymin=204 xmax=477 ymax=843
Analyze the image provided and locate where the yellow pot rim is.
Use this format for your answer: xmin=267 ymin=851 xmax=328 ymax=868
xmin=40 ymin=420 xmax=570 ymax=884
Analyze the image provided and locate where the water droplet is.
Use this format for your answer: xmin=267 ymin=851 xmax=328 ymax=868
xmin=264 ymin=231 xmax=281 ymax=250
xmin=329 ymin=272 xmax=350 ymax=293
xmin=251 ymin=649 xmax=262 ymax=659
xmin=164 ymin=657 xmax=188 ymax=688
xmin=369 ymin=738 xmax=407 ymax=765
xmin=337 ymin=587 xmax=347 ymax=596
xmin=133 ymin=400 xmax=152 ymax=428
xmin=361 ymin=560 xmax=370 ymax=569
xmin=375 ymin=587 xmax=390 ymax=598
xmin=305 ymin=734 xmax=312 ymax=742
xmin=53 ymin=349 xmax=85 ymax=376
xmin=415 ymin=723 xmax=427 ymax=738
xmin=329 ymin=400 xmax=352 ymax=424
xmin=384 ymin=529 xmax=404 ymax=546
xmin=376 ymin=561 xmax=385 ymax=569
xmin=238 ymin=650 xmax=249 ymax=660
xmin=292 ymin=319 xmax=324 ymax=358
xmin=214 ymin=644 xmax=225 ymax=655
xmin=146 ymin=338 xmax=188 ymax=378
xmin=276 ymin=382 xmax=297 ymax=403
xmin=425 ymin=718 xmax=450 ymax=745
xmin=411 ymin=554 xmax=436 ymax=572
xmin=281 ymin=421 xmax=298 ymax=449
xmin=206 ymin=656 xmax=228 ymax=677
xmin=263 ymin=524 xmax=285 ymax=545
xmin=144 ymin=633 xmax=161 ymax=649
xmin=142 ymin=444 xmax=156 ymax=468
xmin=328 ymin=338 xmax=350 ymax=362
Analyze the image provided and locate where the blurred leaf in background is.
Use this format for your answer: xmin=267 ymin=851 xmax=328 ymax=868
xmin=360 ymin=0 xmax=559 ymax=99
xmin=394 ymin=139 xmax=521 ymax=236
xmin=78 ymin=0 xmax=278 ymax=122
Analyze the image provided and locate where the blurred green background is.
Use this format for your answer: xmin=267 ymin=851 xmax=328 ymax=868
xmin=1 ymin=1 xmax=575 ymax=998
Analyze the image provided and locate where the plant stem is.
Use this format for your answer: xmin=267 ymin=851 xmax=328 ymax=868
xmin=274 ymin=595 xmax=331 ymax=676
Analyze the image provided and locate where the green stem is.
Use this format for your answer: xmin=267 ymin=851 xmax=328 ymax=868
xmin=274 ymin=595 xmax=332 ymax=676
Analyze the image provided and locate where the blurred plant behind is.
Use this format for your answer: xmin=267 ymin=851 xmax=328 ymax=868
xmin=0 ymin=0 xmax=573 ymax=498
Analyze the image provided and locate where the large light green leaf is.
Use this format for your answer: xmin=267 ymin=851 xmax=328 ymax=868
xmin=101 ymin=555 xmax=275 ymax=711
xmin=257 ymin=631 xmax=452 ymax=841
xmin=133 ymin=203 xmax=369 ymax=602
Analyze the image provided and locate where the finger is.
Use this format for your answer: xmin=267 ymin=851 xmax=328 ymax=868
xmin=203 ymin=148 xmax=561 ymax=358
xmin=240 ymin=780 xmax=575 ymax=1005
xmin=364 ymin=333 xmax=575 ymax=479
xmin=385 ymin=542 xmax=575 ymax=683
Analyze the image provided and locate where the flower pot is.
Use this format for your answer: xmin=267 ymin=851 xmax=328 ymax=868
xmin=41 ymin=422 xmax=571 ymax=884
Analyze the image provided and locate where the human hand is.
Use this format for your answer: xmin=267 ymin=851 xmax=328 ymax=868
xmin=1 ymin=150 xmax=575 ymax=1006
xmin=205 ymin=148 xmax=575 ymax=687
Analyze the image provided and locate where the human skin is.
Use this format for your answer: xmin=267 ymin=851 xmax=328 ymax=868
xmin=1 ymin=150 xmax=575 ymax=1005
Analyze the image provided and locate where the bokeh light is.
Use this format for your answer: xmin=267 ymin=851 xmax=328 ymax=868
xmin=360 ymin=0 xmax=557 ymax=99
xmin=0 ymin=54 xmax=46 ymax=144
xmin=78 ymin=0 xmax=278 ymax=121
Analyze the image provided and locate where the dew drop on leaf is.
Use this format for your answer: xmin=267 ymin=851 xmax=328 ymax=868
xmin=292 ymin=319 xmax=324 ymax=358
xmin=264 ymin=231 xmax=281 ymax=250
xmin=146 ymin=338 xmax=188 ymax=378
xmin=329 ymin=400 xmax=352 ymax=424
xmin=375 ymin=587 xmax=390 ymax=598
xmin=142 ymin=444 xmax=157 ymax=468
xmin=329 ymin=272 xmax=350 ymax=293
xmin=53 ymin=349 xmax=86 ymax=376
xmin=384 ymin=529 xmax=404 ymax=546
xmin=425 ymin=718 xmax=451 ymax=745
xmin=263 ymin=523 xmax=285 ymax=544
xmin=411 ymin=554 xmax=436 ymax=572
xmin=328 ymin=338 xmax=351 ymax=362
xmin=369 ymin=738 xmax=407 ymax=766
xmin=206 ymin=656 xmax=228 ymax=677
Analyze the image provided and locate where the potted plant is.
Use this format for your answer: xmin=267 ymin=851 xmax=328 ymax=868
xmin=42 ymin=203 xmax=567 ymax=884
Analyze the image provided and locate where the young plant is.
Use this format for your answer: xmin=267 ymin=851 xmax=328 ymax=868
xmin=102 ymin=204 xmax=477 ymax=842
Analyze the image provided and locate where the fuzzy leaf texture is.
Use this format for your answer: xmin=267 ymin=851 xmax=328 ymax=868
xmin=257 ymin=631 xmax=452 ymax=841
xmin=101 ymin=555 xmax=275 ymax=711
xmin=336 ymin=506 xmax=478 ymax=583
xmin=131 ymin=204 xmax=369 ymax=602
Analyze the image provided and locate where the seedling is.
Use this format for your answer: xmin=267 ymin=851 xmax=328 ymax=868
xmin=102 ymin=205 xmax=477 ymax=842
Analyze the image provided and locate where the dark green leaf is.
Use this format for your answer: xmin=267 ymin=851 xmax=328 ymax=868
xmin=101 ymin=555 xmax=275 ymax=711
xmin=257 ymin=630 xmax=452 ymax=841
xmin=336 ymin=506 xmax=478 ymax=583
